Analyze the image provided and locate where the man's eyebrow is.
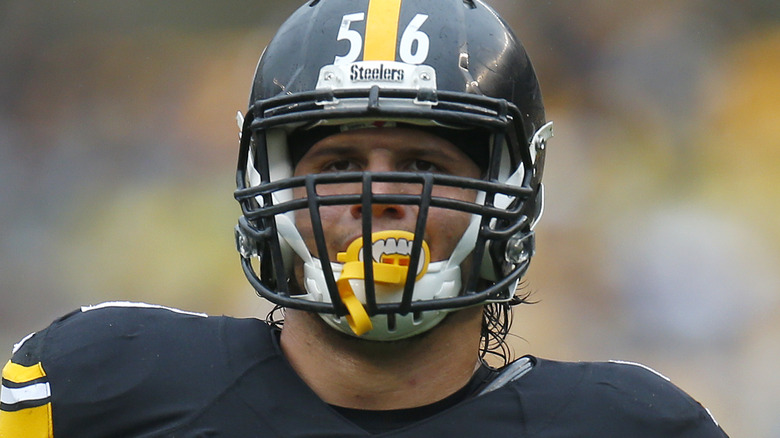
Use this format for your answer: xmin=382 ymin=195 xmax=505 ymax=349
xmin=301 ymin=141 xmax=467 ymax=162
xmin=412 ymin=147 xmax=459 ymax=159
xmin=301 ymin=145 xmax=360 ymax=160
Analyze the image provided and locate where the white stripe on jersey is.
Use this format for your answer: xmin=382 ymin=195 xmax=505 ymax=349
xmin=608 ymin=359 xmax=721 ymax=427
xmin=608 ymin=360 xmax=671 ymax=381
xmin=80 ymin=301 xmax=208 ymax=318
xmin=12 ymin=332 xmax=36 ymax=354
xmin=1 ymin=382 xmax=51 ymax=405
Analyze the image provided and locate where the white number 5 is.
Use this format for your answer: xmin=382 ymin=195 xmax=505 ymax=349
xmin=334 ymin=12 xmax=365 ymax=65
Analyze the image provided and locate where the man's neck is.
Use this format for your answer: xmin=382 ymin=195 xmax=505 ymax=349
xmin=279 ymin=307 xmax=483 ymax=410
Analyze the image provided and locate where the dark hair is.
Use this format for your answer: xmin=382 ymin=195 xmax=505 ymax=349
xmin=478 ymin=291 xmax=530 ymax=369
xmin=265 ymin=304 xmax=285 ymax=332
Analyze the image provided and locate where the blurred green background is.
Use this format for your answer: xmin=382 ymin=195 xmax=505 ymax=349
xmin=1 ymin=1 xmax=778 ymax=435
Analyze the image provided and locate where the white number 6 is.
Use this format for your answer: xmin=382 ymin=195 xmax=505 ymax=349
xmin=400 ymin=14 xmax=429 ymax=64
xmin=334 ymin=12 xmax=365 ymax=65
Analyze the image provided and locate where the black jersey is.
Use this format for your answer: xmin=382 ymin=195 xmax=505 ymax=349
xmin=1 ymin=302 xmax=727 ymax=437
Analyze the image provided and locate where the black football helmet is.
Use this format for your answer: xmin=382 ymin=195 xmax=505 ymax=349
xmin=235 ymin=0 xmax=552 ymax=340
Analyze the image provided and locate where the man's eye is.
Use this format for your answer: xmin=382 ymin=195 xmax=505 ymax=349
xmin=409 ymin=160 xmax=439 ymax=172
xmin=322 ymin=160 xmax=355 ymax=172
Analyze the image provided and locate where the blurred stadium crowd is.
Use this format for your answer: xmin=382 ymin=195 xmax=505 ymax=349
xmin=1 ymin=1 xmax=778 ymax=436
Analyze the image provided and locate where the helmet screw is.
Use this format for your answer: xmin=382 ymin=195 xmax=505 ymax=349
xmin=505 ymin=231 xmax=535 ymax=264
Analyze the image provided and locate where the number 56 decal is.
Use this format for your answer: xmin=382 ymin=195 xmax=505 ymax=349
xmin=334 ymin=12 xmax=430 ymax=65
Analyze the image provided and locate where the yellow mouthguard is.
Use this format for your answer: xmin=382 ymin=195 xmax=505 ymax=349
xmin=335 ymin=230 xmax=430 ymax=336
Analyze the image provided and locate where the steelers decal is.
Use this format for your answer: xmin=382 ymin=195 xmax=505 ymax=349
xmin=334 ymin=0 xmax=430 ymax=65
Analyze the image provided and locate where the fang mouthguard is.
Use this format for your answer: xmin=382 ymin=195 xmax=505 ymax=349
xmin=335 ymin=230 xmax=430 ymax=336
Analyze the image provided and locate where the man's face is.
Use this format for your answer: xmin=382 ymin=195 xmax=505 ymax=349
xmin=292 ymin=127 xmax=482 ymax=263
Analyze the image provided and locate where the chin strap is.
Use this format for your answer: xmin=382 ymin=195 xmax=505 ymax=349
xmin=335 ymin=230 xmax=430 ymax=336
xmin=334 ymin=279 xmax=374 ymax=336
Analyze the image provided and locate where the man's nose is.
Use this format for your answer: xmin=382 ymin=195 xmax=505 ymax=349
xmin=349 ymin=202 xmax=407 ymax=220
xmin=349 ymin=180 xmax=418 ymax=220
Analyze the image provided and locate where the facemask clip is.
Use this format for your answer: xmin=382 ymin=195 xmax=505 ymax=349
xmin=505 ymin=231 xmax=535 ymax=265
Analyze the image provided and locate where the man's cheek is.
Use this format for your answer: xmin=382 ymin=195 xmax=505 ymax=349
xmin=295 ymin=206 xmax=347 ymax=259
xmin=426 ymin=208 xmax=473 ymax=261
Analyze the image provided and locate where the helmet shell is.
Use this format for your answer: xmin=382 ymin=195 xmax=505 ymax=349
xmin=250 ymin=0 xmax=545 ymax=147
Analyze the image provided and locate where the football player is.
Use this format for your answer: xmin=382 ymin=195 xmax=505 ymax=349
xmin=1 ymin=0 xmax=728 ymax=436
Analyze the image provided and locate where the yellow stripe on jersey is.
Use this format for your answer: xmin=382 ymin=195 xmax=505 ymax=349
xmin=0 ymin=361 xmax=54 ymax=438
xmin=2 ymin=361 xmax=46 ymax=383
xmin=0 ymin=404 xmax=53 ymax=438
xmin=364 ymin=0 xmax=403 ymax=61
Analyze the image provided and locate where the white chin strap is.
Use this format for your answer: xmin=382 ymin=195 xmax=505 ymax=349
xmin=305 ymin=258 xmax=462 ymax=341
xmin=273 ymin=213 xmax=479 ymax=341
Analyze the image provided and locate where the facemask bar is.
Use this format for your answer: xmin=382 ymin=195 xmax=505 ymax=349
xmin=235 ymin=86 xmax=539 ymax=316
